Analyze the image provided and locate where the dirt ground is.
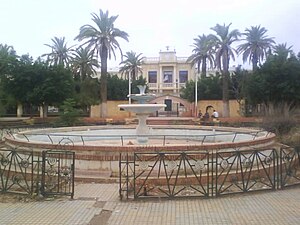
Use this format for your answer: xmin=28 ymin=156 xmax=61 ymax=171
xmin=0 ymin=193 xmax=36 ymax=203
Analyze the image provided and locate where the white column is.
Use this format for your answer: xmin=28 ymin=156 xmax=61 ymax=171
xmin=173 ymin=65 xmax=177 ymax=93
xmin=159 ymin=66 xmax=163 ymax=93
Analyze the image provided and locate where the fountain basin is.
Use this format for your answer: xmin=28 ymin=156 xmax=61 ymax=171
xmin=4 ymin=125 xmax=276 ymax=178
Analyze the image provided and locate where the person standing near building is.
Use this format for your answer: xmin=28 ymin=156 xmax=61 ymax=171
xmin=198 ymin=110 xmax=202 ymax=118
xmin=212 ymin=110 xmax=219 ymax=118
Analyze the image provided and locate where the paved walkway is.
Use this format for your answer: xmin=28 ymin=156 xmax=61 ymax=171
xmin=0 ymin=183 xmax=300 ymax=225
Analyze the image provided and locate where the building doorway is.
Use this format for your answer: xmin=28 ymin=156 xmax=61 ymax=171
xmin=150 ymin=95 xmax=192 ymax=117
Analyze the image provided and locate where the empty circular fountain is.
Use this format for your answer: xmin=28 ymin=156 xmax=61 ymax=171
xmin=2 ymin=88 xmax=276 ymax=180
xmin=4 ymin=125 xmax=275 ymax=178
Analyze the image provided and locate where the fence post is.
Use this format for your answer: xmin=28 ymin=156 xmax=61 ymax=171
xmin=41 ymin=150 xmax=46 ymax=197
xmin=275 ymin=148 xmax=280 ymax=190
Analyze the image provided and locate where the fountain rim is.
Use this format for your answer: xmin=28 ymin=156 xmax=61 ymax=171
xmin=4 ymin=125 xmax=276 ymax=152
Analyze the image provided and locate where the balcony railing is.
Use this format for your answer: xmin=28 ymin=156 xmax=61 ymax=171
xmin=177 ymin=57 xmax=188 ymax=62
xmin=144 ymin=57 xmax=159 ymax=63
xmin=161 ymin=83 xmax=174 ymax=88
xmin=148 ymin=82 xmax=186 ymax=90
xmin=148 ymin=83 xmax=157 ymax=88
xmin=144 ymin=57 xmax=189 ymax=63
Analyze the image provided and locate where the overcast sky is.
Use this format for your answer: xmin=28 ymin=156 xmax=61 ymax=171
xmin=1 ymin=0 xmax=299 ymax=68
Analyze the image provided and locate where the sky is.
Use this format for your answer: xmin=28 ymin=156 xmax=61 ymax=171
xmin=1 ymin=0 xmax=300 ymax=69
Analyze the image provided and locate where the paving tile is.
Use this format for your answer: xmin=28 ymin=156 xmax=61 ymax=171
xmin=0 ymin=184 xmax=299 ymax=225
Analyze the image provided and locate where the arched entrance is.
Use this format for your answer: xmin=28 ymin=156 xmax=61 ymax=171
xmin=149 ymin=95 xmax=192 ymax=117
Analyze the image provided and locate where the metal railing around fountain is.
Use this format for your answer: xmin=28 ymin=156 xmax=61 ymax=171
xmin=14 ymin=130 xmax=271 ymax=146
xmin=0 ymin=125 xmax=53 ymax=141
xmin=0 ymin=146 xmax=75 ymax=198
xmin=119 ymin=146 xmax=300 ymax=200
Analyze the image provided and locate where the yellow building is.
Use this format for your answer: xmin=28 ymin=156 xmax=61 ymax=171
xmin=141 ymin=48 xmax=195 ymax=96
xmin=92 ymin=48 xmax=241 ymax=118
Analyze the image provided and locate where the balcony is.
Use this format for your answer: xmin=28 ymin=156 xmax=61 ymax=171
xmin=148 ymin=83 xmax=157 ymax=88
xmin=177 ymin=57 xmax=188 ymax=63
xmin=161 ymin=83 xmax=174 ymax=88
xmin=144 ymin=57 xmax=189 ymax=64
xmin=148 ymin=82 xmax=186 ymax=91
xmin=144 ymin=57 xmax=159 ymax=63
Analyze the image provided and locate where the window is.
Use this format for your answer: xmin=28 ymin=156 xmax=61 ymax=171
xmin=179 ymin=71 xmax=188 ymax=83
xmin=148 ymin=71 xmax=157 ymax=83
xmin=163 ymin=71 xmax=173 ymax=83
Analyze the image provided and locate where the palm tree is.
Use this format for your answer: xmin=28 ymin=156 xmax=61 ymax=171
xmin=0 ymin=44 xmax=17 ymax=57
xmin=0 ymin=44 xmax=17 ymax=73
xmin=75 ymin=9 xmax=129 ymax=118
xmin=42 ymin=37 xmax=74 ymax=67
xmin=211 ymin=23 xmax=241 ymax=117
xmin=0 ymin=44 xmax=20 ymax=116
xmin=273 ymin=43 xmax=293 ymax=60
xmin=187 ymin=34 xmax=215 ymax=79
xmin=119 ymin=51 xmax=144 ymax=80
xmin=119 ymin=51 xmax=144 ymax=104
xmin=237 ymin=25 xmax=275 ymax=71
xmin=71 ymin=47 xmax=99 ymax=81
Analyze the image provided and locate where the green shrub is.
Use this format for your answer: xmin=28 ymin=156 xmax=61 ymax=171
xmin=57 ymin=98 xmax=80 ymax=126
xmin=261 ymin=102 xmax=297 ymax=135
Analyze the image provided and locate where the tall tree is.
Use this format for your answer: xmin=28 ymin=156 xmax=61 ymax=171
xmin=75 ymin=9 xmax=129 ymax=118
xmin=0 ymin=44 xmax=18 ymax=115
xmin=211 ymin=23 xmax=240 ymax=117
xmin=180 ymin=75 xmax=223 ymax=102
xmin=273 ymin=43 xmax=294 ymax=60
xmin=0 ymin=44 xmax=18 ymax=74
xmin=230 ymin=66 xmax=251 ymax=116
xmin=237 ymin=25 xmax=275 ymax=71
xmin=119 ymin=51 xmax=144 ymax=103
xmin=107 ymin=74 xmax=129 ymax=100
xmin=2 ymin=60 xmax=74 ymax=117
xmin=245 ymin=50 xmax=300 ymax=110
xmin=187 ymin=34 xmax=215 ymax=79
xmin=71 ymin=46 xmax=99 ymax=81
xmin=71 ymin=47 xmax=99 ymax=115
xmin=0 ymin=44 xmax=16 ymax=57
xmin=42 ymin=37 xmax=74 ymax=67
xmin=74 ymin=77 xmax=100 ymax=116
xmin=119 ymin=51 xmax=144 ymax=80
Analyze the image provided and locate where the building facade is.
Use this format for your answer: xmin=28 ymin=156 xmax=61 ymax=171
xmin=141 ymin=49 xmax=196 ymax=96
xmin=97 ymin=48 xmax=241 ymax=118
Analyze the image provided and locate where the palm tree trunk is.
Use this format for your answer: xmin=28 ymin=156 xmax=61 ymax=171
xmin=222 ymin=71 xmax=230 ymax=117
xmin=201 ymin=58 xmax=207 ymax=79
xmin=222 ymin=54 xmax=230 ymax=117
xmin=133 ymin=68 xmax=137 ymax=80
xmin=252 ymin=56 xmax=258 ymax=71
xmin=100 ymin=46 xmax=108 ymax=118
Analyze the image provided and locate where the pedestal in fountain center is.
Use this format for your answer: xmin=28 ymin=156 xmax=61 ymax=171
xmin=118 ymin=104 xmax=166 ymax=144
xmin=135 ymin=113 xmax=151 ymax=144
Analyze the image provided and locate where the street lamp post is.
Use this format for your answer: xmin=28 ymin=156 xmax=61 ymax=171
xmin=128 ymin=73 xmax=132 ymax=104
xmin=195 ymin=71 xmax=198 ymax=117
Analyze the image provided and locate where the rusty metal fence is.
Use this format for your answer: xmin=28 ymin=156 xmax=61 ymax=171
xmin=119 ymin=146 xmax=300 ymax=200
xmin=0 ymin=146 xmax=75 ymax=198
